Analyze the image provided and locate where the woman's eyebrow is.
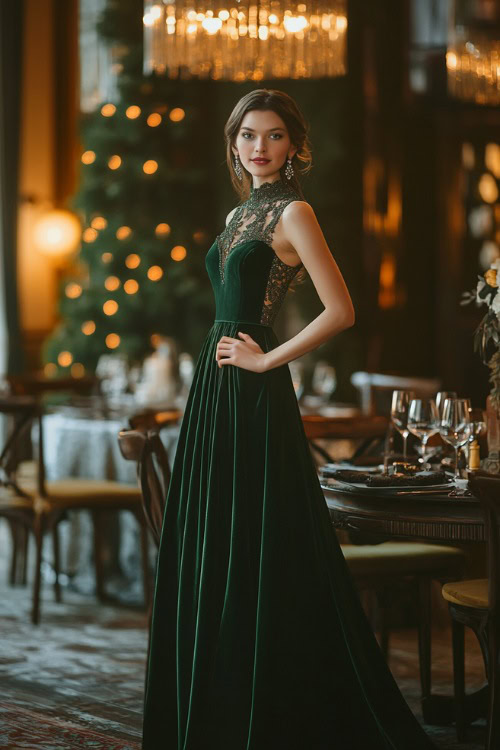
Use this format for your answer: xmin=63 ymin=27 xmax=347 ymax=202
xmin=240 ymin=126 xmax=285 ymax=132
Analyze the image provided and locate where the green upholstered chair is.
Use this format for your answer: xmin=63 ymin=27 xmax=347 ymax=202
xmin=442 ymin=474 xmax=500 ymax=748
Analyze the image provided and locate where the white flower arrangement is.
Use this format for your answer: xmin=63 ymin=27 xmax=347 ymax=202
xmin=461 ymin=261 xmax=500 ymax=409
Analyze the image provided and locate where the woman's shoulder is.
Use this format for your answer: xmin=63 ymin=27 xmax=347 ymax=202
xmin=281 ymin=199 xmax=316 ymax=224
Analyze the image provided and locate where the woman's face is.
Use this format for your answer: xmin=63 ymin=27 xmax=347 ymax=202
xmin=232 ymin=109 xmax=296 ymax=184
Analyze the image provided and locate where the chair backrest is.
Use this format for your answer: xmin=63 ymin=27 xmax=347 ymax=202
xmin=129 ymin=408 xmax=182 ymax=432
xmin=350 ymin=371 xmax=442 ymax=416
xmin=117 ymin=429 xmax=171 ymax=546
xmin=468 ymin=474 xmax=500 ymax=613
xmin=0 ymin=396 xmax=47 ymax=497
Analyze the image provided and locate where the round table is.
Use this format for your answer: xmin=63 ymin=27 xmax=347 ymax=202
xmin=322 ymin=479 xmax=485 ymax=543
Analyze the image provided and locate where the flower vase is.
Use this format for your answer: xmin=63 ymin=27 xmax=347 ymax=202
xmin=482 ymin=393 xmax=500 ymax=474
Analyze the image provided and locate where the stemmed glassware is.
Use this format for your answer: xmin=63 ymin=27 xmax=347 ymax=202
xmin=390 ymin=390 xmax=415 ymax=461
xmin=407 ymin=398 xmax=440 ymax=468
xmin=311 ymin=361 xmax=337 ymax=404
xmin=435 ymin=391 xmax=458 ymax=418
xmin=439 ymin=398 xmax=471 ymax=480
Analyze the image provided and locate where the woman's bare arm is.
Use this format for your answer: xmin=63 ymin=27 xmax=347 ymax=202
xmin=263 ymin=201 xmax=355 ymax=372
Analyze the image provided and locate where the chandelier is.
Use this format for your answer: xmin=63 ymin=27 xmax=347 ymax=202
xmin=446 ymin=0 xmax=500 ymax=105
xmin=143 ymin=0 xmax=347 ymax=81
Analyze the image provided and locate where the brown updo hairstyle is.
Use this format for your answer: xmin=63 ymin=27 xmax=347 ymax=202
xmin=224 ymin=88 xmax=313 ymax=286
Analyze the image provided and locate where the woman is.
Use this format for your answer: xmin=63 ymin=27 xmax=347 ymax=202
xmin=142 ymin=89 xmax=435 ymax=750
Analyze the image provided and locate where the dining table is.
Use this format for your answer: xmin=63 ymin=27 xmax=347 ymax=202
xmin=321 ymin=475 xmax=487 ymax=728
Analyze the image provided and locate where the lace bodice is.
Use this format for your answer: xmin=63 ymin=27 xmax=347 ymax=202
xmin=215 ymin=179 xmax=303 ymax=326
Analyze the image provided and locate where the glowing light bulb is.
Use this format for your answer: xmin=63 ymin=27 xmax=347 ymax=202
xmin=103 ymin=300 xmax=119 ymax=315
xmin=126 ymin=105 xmax=141 ymax=119
xmin=125 ymin=254 xmax=140 ymax=269
xmin=65 ymin=283 xmax=82 ymax=299
xmin=105 ymin=276 xmax=120 ymax=291
xmin=106 ymin=333 xmax=120 ymax=349
xmin=108 ymin=155 xmax=122 ymax=170
xmin=116 ymin=226 xmax=132 ymax=240
xmin=155 ymin=223 xmax=171 ymax=237
xmin=169 ymin=108 xmax=185 ymax=122
xmin=143 ymin=160 xmax=158 ymax=174
xmin=124 ymin=279 xmax=139 ymax=294
xmin=171 ymin=245 xmax=187 ymax=261
xmin=147 ymin=113 xmax=162 ymax=127
xmin=147 ymin=265 xmax=164 ymax=281
xmin=58 ymin=351 xmax=73 ymax=367
xmin=101 ymin=103 xmax=116 ymax=117
xmin=81 ymin=150 xmax=96 ymax=164
xmin=82 ymin=321 xmax=96 ymax=335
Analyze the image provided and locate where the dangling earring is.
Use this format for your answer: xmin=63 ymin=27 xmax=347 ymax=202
xmin=233 ymin=153 xmax=243 ymax=181
xmin=285 ymin=156 xmax=294 ymax=180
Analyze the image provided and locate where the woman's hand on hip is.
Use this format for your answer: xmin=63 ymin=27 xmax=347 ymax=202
xmin=215 ymin=332 xmax=267 ymax=373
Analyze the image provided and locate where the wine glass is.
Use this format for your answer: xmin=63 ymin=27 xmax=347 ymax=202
xmin=289 ymin=361 xmax=305 ymax=401
xmin=435 ymin=391 xmax=458 ymax=418
xmin=311 ymin=361 xmax=337 ymax=404
xmin=439 ymin=398 xmax=471 ymax=480
xmin=391 ymin=390 xmax=415 ymax=460
xmin=408 ymin=398 xmax=440 ymax=468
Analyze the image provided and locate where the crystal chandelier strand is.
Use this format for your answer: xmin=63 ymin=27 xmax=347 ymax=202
xmin=143 ymin=0 xmax=347 ymax=80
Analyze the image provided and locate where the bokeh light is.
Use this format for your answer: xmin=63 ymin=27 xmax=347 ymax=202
xmin=171 ymin=245 xmax=187 ymax=261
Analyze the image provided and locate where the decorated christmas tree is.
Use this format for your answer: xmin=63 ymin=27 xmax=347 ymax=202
xmin=44 ymin=0 xmax=214 ymax=376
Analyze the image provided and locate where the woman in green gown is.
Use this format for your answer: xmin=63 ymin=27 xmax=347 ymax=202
xmin=142 ymin=89 xmax=436 ymax=750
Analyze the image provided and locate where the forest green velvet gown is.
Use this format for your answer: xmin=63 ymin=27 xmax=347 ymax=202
xmin=142 ymin=178 xmax=435 ymax=750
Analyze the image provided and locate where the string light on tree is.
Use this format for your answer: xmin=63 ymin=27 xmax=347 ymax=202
xmin=103 ymin=300 xmax=119 ymax=315
xmin=44 ymin=363 xmax=57 ymax=377
xmin=58 ymin=351 xmax=73 ymax=367
xmin=126 ymin=105 xmax=141 ymax=119
xmin=169 ymin=108 xmax=185 ymax=122
xmin=105 ymin=276 xmax=121 ymax=291
xmin=108 ymin=155 xmax=122 ymax=170
xmin=101 ymin=103 xmax=116 ymax=116
xmin=71 ymin=363 xmax=85 ymax=377
xmin=125 ymin=253 xmax=141 ymax=268
xmin=155 ymin=223 xmax=171 ymax=237
xmin=147 ymin=265 xmax=163 ymax=281
xmin=143 ymin=160 xmax=158 ymax=174
xmin=124 ymin=279 xmax=139 ymax=294
xmin=82 ymin=321 xmax=96 ymax=335
xmin=116 ymin=226 xmax=132 ymax=240
xmin=91 ymin=216 xmax=107 ymax=230
xmin=171 ymin=245 xmax=187 ymax=261
xmin=65 ymin=283 xmax=82 ymax=299
xmin=106 ymin=333 xmax=121 ymax=349
xmin=101 ymin=252 xmax=113 ymax=263
xmin=147 ymin=113 xmax=162 ymax=127
xmin=81 ymin=150 xmax=96 ymax=164
xmin=82 ymin=227 xmax=98 ymax=242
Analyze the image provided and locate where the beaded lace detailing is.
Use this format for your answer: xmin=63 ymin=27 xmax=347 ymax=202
xmin=216 ymin=178 xmax=303 ymax=325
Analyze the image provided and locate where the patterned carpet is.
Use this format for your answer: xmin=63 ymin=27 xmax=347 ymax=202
xmin=0 ymin=525 xmax=487 ymax=749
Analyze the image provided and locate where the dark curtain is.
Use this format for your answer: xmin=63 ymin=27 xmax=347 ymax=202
xmin=0 ymin=1 xmax=24 ymax=373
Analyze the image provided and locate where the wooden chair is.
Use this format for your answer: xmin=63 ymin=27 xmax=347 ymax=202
xmin=342 ymin=540 xmax=466 ymax=707
xmin=1 ymin=400 xmax=150 ymax=624
xmin=302 ymin=413 xmax=389 ymax=467
xmin=442 ymin=474 xmax=500 ymax=747
xmin=0 ymin=396 xmax=40 ymax=587
xmin=350 ymin=371 xmax=442 ymax=416
xmin=117 ymin=428 xmax=171 ymax=672
xmin=117 ymin=429 xmax=171 ymax=547
xmin=303 ymin=410 xmax=467 ymax=704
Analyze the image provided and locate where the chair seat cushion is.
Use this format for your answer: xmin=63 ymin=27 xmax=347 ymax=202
xmin=18 ymin=477 xmax=141 ymax=510
xmin=341 ymin=541 xmax=465 ymax=577
xmin=442 ymin=579 xmax=489 ymax=609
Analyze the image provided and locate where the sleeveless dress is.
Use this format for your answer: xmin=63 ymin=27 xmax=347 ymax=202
xmin=142 ymin=178 xmax=435 ymax=750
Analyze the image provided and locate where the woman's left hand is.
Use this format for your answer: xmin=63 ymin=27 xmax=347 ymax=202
xmin=215 ymin=332 xmax=268 ymax=373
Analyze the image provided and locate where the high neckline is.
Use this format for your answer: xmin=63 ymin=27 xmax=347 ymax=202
xmin=249 ymin=178 xmax=297 ymax=201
